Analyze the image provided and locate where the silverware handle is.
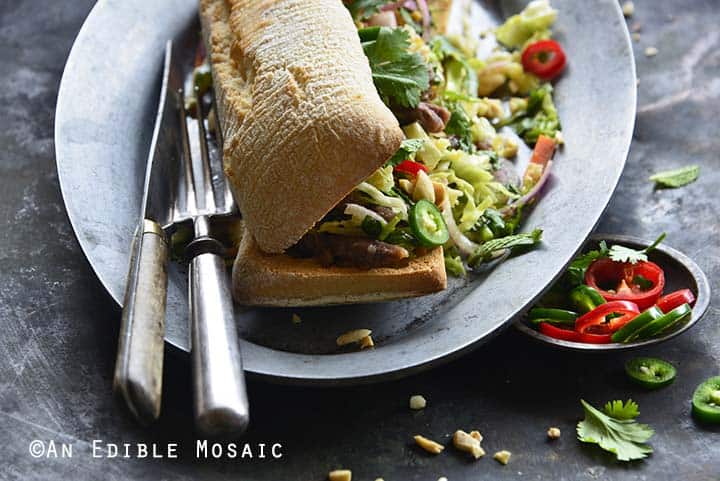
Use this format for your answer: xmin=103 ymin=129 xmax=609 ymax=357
xmin=190 ymin=251 xmax=249 ymax=437
xmin=113 ymin=219 xmax=168 ymax=423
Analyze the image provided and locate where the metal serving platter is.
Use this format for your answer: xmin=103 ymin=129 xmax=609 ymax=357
xmin=515 ymin=234 xmax=711 ymax=351
xmin=55 ymin=0 xmax=636 ymax=384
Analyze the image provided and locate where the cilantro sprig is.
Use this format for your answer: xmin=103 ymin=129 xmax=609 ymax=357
xmin=577 ymin=399 xmax=654 ymax=461
xmin=565 ymin=233 xmax=666 ymax=286
xmin=608 ymin=233 xmax=666 ymax=264
xmin=361 ymin=27 xmax=430 ymax=108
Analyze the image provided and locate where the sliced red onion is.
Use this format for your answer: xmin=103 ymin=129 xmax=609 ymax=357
xmin=493 ymin=158 xmax=522 ymax=188
xmin=344 ymin=203 xmax=387 ymax=225
xmin=381 ymin=1 xmax=417 ymax=12
xmin=416 ymin=0 xmax=431 ymax=39
xmin=368 ymin=10 xmax=398 ymax=27
xmin=501 ymin=160 xmax=554 ymax=216
xmin=440 ymin=198 xmax=479 ymax=257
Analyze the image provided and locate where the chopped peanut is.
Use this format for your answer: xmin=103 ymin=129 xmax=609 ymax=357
xmin=414 ymin=435 xmax=444 ymax=454
xmin=469 ymin=430 xmax=483 ymax=442
xmin=336 ymin=329 xmax=372 ymax=347
xmin=413 ymin=170 xmax=435 ymax=203
xmin=359 ymin=335 xmax=375 ymax=350
xmin=645 ymin=46 xmax=658 ymax=57
xmin=494 ymin=450 xmax=511 ymax=465
xmin=452 ymin=430 xmax=485 ymax=459
xmin=409 ymin=395 xmax=427 ymax=410
xmin=328 ymin=469 xmax=352 ymax=481
xmin=547 ymin=427 xmax=561 ymax=440
xmin=433 ymin=182 xmax=446 ymax=207
xmin=399 ymin=178 xmax=414 ymax=195
xmin=622 ymin=1 xmax=635 ymax=17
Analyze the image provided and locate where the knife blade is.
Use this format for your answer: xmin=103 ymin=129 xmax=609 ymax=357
xmin=113 ymin=40 xmax=183 ymax=423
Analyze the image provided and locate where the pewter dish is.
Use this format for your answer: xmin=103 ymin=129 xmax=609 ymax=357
xmin=515 ymin=234 xmax=711 ymax=351
xmin=55 ymin=0 xmax=636 ymax=384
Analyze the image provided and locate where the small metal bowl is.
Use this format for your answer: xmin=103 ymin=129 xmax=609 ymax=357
xmin=515 ymin=234 xmax=711 ymax=351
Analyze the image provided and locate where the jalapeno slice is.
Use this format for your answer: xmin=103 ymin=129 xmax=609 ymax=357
xmin=569 ymin=285 xmax=606 ymax=314
xmin=692 ymin=376 xmax=720 ymax=424
xmin=628 ymin=303 xmax=692 ymax=342
xmin=409 ymin=200 xmax=449 ymax=247
xmin=625 ymin=357 xmax=676 ymax=389
xmin=528 ymin=307 xmax=578 ymax=326
xmin=611 ymin=306 xmax=663 ymax=343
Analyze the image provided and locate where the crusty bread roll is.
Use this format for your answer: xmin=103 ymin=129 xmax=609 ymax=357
xmin=199 ymin=0 xmax=404 ymax=254
xmin=232 ymin=228 xmax=447 ymax=306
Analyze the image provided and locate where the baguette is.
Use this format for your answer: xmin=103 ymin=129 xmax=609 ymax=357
xmin=199 ymin=0 xmax=404 ymax=254
xmin=232 ymin=228 xmax=447 ymax=306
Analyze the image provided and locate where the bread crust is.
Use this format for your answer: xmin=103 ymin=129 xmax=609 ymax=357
xmin=199 ymin=0 xmax=404 ymax=254
xmin=232 ymin=229 xmax=447 ymax=306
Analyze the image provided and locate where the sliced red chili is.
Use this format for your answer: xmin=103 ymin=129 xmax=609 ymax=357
xmin=539 ymin=322 xmax=581 ymax=342
xmin=394 ymin=160 xmax=429 ymax=176
xmin=656 ymin=289 xmax=695 ymax=313
xmin=578 ymin=332 xmax=613 ymax=344
xmin=574 ymin=300 xmax=640 ymax=344
xmin=521 ymin=40 xmax=567 ymax=80
xmin=585 ymin=259 xmax=665 ymax=310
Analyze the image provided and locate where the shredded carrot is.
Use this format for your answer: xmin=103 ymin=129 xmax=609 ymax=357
xmin=530 ymin=135 xmax=556 ymax=166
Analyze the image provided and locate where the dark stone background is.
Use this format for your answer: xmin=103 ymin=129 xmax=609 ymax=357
xmin=1 ymin=1 xmax=718 ymax=479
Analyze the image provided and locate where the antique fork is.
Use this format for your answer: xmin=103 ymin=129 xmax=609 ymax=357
xmin=178 ymin=85 xmax=249 ymax=437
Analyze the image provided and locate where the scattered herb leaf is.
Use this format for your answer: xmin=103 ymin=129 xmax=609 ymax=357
xmin=603 ymin=399 xmax=640 ymax=420
xmin=577 ymin=399 xmax=654 ymax=461
xmin=468 ymin=229 xmax=542 ymax=266
xmin=649 ymin=165 xmax=699 ymax=188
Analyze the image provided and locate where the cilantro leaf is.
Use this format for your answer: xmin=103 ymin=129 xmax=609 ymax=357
xmin=577 ymin=399 xmax=654 ymax=462
xmin=608 ymin=233 xmax=666 ymax=264
xmin=468 ymin=229 xmax=542 ymax=266
xmin=444 ymin=102 xmax=474 ymax=152
xmin=346 ymin=0 xmax=395 ymax=20
xmin=603 ymin=399 xmax=640 ymax=420
xmin=362 ymin=27 xmax=430 ymax=108
xmin=649 ymin=165 xmax=699 ymax=188
xmin=385 ymin=139 xmax=425 ymax=167
xmin=565 ymin=241 xmax=609 ymax=286
xmin=608 ymin=244 xmax=648 ymax=264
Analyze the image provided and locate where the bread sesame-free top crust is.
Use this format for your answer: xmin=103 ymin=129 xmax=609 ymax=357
xmin=199 ymin=0 xmax=404 ymax=254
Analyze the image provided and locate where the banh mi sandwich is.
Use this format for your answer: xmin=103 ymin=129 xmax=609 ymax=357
xmin=199 ymin=0 xmax=566 ymax=306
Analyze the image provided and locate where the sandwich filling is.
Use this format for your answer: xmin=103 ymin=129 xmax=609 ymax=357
xmin=287 ymin=0 xmax=565 ymax=273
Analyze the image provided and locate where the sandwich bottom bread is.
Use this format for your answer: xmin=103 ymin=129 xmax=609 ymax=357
xmin=232 ymin=229 xmax=447 ymax=306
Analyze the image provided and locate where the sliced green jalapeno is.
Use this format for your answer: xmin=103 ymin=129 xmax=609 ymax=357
xmin=625 ymin=357 xmax=676 ymax=389
xmin=569 ymin=285 xmax=606 ymax=313
xmin=611 ymin=306 xmax=663 ymax=343
xmin=528 ymin=307 xmax=578 ymax=326
xmin=692 ymin=376 xmax=720 ymax=424
xmin=409 ymin=200 xmax=449 ymax=248
xmin=627 ymin=303 xmax=691 ymax=342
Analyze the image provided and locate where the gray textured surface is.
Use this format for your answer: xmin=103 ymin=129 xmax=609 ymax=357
xmin=1 ymin=0 xmax=719 ymax=480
